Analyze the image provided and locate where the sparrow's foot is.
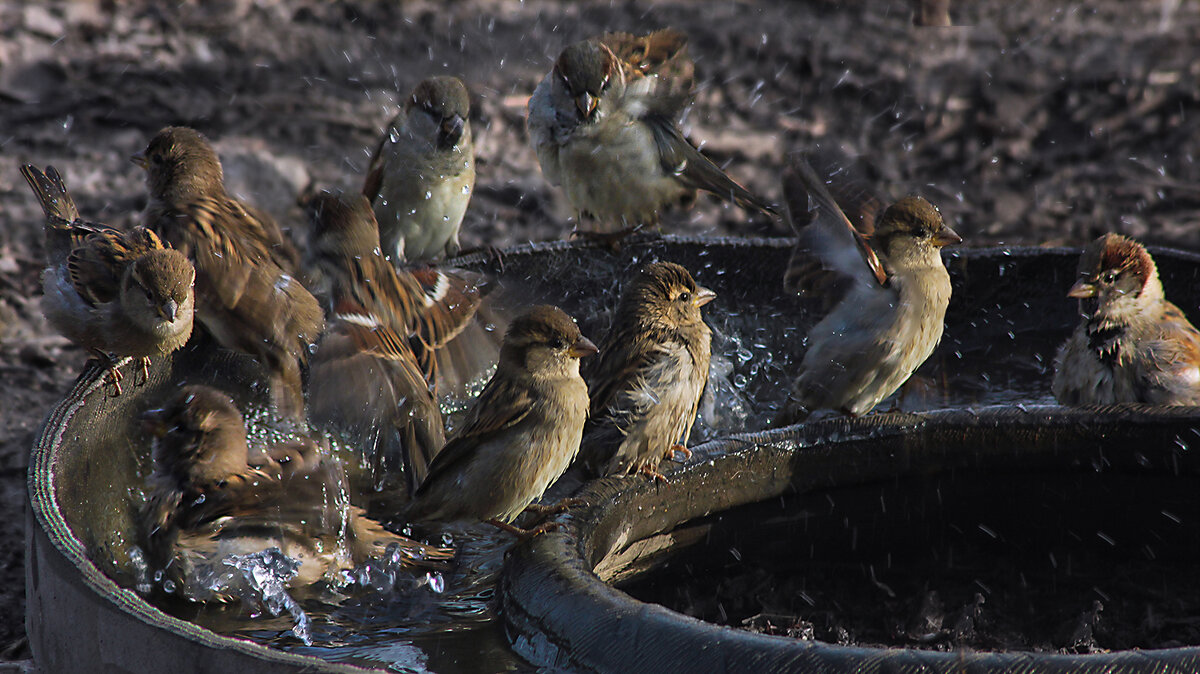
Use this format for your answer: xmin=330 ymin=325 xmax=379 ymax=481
xmin=638 ymin=464 xmax=669 ymax=483
xmin=523 ymin=497 xmax=588 ymax=516
xmin=453 ymin=244 xmax=506 ymax=272
xmin=486 ymin=518 xmax=560 ymax=539
xmin=90 ymin=350 xmax=124 ymax=396
xmin=664 ymin=443 xmax=692 ymax=462
xmin=135 ymin=357 xmax=152 ymax=387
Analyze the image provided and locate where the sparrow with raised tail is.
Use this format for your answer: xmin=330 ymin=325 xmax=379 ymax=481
xmin=304 ymin=190 xmax=496 ymax=396
xmin=1052 ymin=234 xmax=1200 ymax=405
xmin=777 ymin=157 xmax=961 ymax=424
xmin=139 ymin=385 xmax=450 ymax=600
xmin=362 ymin=76 xmax=474 ymax=263
xmin=21 ymin=164 xmax=195 ymax=393
xmin=579 ymin=262 xmax=714 ymax=481
xmin=133 ymin=127 xmax=324 ymax=420
xmin=527 ymin=29 xmax=776 ymax=238
xmin=403 ymin=306 xmax=596 ymax=536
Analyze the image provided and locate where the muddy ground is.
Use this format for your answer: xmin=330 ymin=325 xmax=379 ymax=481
xmin=1 ymin=0 xmax=1199 ymax=664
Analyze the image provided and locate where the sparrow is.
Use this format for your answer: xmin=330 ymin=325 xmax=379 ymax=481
xmin=139 ymin=385 xmax=450 ymax=600
xmin=527 ymin=29 xmax=776 ymax=238
xmin=308 ymin=293 xmax=447 ymax=501
xmin=1052 ymin=233 xmax=1200 ymax=406
xmin=362 ymin=76 xmax=475 ymax=264
xmin=304 ymin=190 xmax=497 ymax=396
xmin=403 ymin=305 xmax=597 ymax=535
xmin=579 ymin=262 xmax=714 ymax=481
xmin=777 ymin=156 xmax=961 ymax=423
xmin=133 ymin=126 xmax=324 ymax=420
xmin=20 ymin=164 xmax=195 ymax=393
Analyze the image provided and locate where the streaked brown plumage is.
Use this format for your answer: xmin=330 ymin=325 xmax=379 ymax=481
xmin=777 ymin=156 xmax=960 ymax=423
xmin=304 ymin=190 xmax=497 ymax=396
xmin=363 ymin=76 xmax=475 ymax=264
xmin=134 ymin=127 xmax=323 ymax=420
xmin=21 ymin=164 xmax=195 ymax=392
xmin=139 ymin=385 xmax=450 ymax=601
xmin=403 ymin=306 xmax=596 ymax=534
xmin=1053 ymin=234 xmax=1200 ymax=405
xmin=580 ymin=262 xmax=714 ymax=481
xmin=527 ymin=29 xmax=776 ymax=236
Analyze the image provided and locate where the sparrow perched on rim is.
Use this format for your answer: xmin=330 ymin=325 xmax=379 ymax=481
xmin=1052 ymin=234 xmax=1200 ymax=405
xmin=139 ymin=385 xmax=451 ymax=600
xmin=133 ymin=126 xmax=324 ymax=420
xmin=527 ymin=29 xmax=776 ymax=238
xmin=21 ymin=164 xmax=195 ymax=393
xmin=362 ymin=76 xmax=474 ymax=264
xmin=403 ymin=305 xmax=596 ymax=536
xmin=777 ymin=156 xmax=961 ymax=424
xmin=579 ymin=262 xmax=714 ymax=481
xmin=304 ymin=190 xmax=497 ymax=397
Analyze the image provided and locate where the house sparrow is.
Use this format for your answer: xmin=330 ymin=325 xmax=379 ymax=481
xmin=1052 ymin=234 xmax=1200 ymax=405
xmin=403 ymin=305 xmax=596 ymax=536
xmin=139 ymin=385 xmax=450 ymax=600
xmin=21 ymin=164 xmax=195 ymax=393
xmin=777 ymin=156 xmax=960 ymax=424
xmin=579 ymin=262 xmax=714 ymax=481
xmin=304 ymin=190 xmax=496 ymax=396
xmin=133 ymin=127 xmax=324 ymax=420
xmin=308 ymin=294 xmax=447 ymax=500
xmin=362 ymin=76 xmax=474 ymax=264
xmin=527 ymin=29 xmax=776 ymax=237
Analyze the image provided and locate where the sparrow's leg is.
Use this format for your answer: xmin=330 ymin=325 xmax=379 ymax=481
xmin=486 ymin=518 xmax=559 ymax=539
xmin=90 ymin=349 xmax=124 ymax=396
xmin=638 ymin=463 xmax=669 ymax=483
xmin=135 ymin=357 xmax=152 ymax=387
xmin=664 ymin=443 xmax=692 ymax=461
xmin=522 ymin=497 xmax=588 ymax=515
xmin=570 ymin=223 xmax=648 ymax=252
xmin=448 ymin=244 xmax=506 ymax=272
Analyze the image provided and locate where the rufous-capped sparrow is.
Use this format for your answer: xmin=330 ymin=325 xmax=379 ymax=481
xmin=777 ymin=156 xmax=960 ymax=423
xmin=527 ymin=29 xmax=776 ymax=238
xmin=21 ymin=164 xmax=195 ymax=393
xmin=1053 ymin=233 xmax=1200 ymax=405
xmin=579 ymin=262 xmax=714 ymax=481
xmin=363 ymin=76 xmax=474 ymax=264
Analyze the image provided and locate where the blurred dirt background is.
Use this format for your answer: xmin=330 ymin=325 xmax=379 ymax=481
xmin=1 ymin=0 xmax=1198 ymax=664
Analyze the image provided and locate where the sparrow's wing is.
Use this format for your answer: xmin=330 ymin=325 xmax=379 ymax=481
xmin=151 ymin=203 xmax=261 ymax=309
xmin=603 ymin=29 xmax=694 ymax=119
xmin=241 ymin=200 xmax=301 ymax=273
xmin=415 ymin=371 xmax=534 ymax=496
xmin=21 ymin=164 xmax=116 ymax=267
xmin=782 ymin=156 xmax=888 ymax=300
xmin=584 ymin=322 xmax=659 ymax=419
xmin=66 ymin=227 xmax=168 ymax=306
xmin=798 ymin=147 xmax=888 ymax=236
xmin=1142 ymin=303 xmax=1200 ymax=403
xmin=646 ymin=118 xmax=777 ymax=216
xmin=362 ymin=109 xmax=407 ymax=205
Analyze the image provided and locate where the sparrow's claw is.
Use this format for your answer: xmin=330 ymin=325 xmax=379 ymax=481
xmin=638 ymin=464 xmax=669 ymax=483
xmin=90 ymin=350 xmax=124 ymax=396
xmin=522 ymin=496 xmax=588 ymax=516
xmin=486 ymin=518 xmax=560 ymax=539
xmin=136 ymin=357 xmax=152 ymax=387
xmin=665 ymin=443 xmax=692 ymax=461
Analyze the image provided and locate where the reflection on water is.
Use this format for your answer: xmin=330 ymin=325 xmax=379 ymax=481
xmin=146 ymin=242 xmax=1074 ymax=671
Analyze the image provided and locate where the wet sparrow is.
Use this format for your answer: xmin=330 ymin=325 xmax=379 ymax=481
xmin=139 ymin=385 xmax=450 ymax=599
xmin=363 ymin=76 xmax=474 ymax=263
xmin=580 ymin=262 xmax=714 ymax=481
xmin=777 ymin=156 xmax=960 ymax=423
xmin=308 ymin=294 xmax=447 ymax=500
xmin=403 ymin=306 xmax=596 ymax=536
xmin=305 ymin=190 xmax=496 ymax=396
xmin=21 ymin=164 xmax=195 ymax=393
xmin=1052 ymin=234 xmax=1200 ymax=405
xmin=134 ymin=127 xmax=324 ymax=420
xmin=527 ymin=29 xmax=776 ymax=238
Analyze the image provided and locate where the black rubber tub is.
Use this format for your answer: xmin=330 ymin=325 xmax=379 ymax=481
xmin=27 ymin=236 xmax=1200 ymax=672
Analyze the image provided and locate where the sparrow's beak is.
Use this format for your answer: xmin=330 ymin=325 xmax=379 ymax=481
xmin=695 ymin=286 xmax=717 ymax=307
xmin=932 ymin=225 xmax=963 ymax=247
xmin=575 ymin=92 xmax=597 ymax=119
xmin=159 ymin=298 xmax=179 ymax=323
xmin=1067 ymin=280 xmax=1098 ymax=299
xmin=568 ymin=335 xmax=599 ymax=358
xmin=439 ymin=114 xmax=465 ymax=148
xmin=130 ymin=151 xmax=148 ymax=169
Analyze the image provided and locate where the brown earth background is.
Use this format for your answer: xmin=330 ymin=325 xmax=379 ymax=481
xmin=1 ymin=0 xmax=1199 ymax=665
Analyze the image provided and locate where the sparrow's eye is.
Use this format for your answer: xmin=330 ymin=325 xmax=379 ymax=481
xmin=1102 ymin=271 xmax=1118 ymax=284
xmin=677 ymin=291 xmax=691 ymax=304
xmin=549 ymin=336 xmax=566 ymax=350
